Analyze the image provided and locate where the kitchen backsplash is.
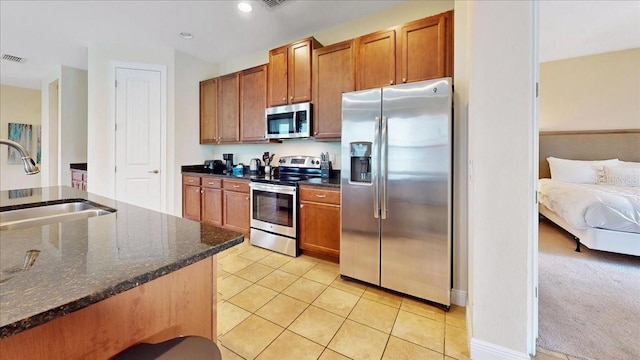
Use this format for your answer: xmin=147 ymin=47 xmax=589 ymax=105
xmin=203 ymin=140 xmax=341 ymax=169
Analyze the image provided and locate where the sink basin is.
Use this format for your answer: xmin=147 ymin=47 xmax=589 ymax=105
xmin=0 ymin=199 xmax=117 ymax=231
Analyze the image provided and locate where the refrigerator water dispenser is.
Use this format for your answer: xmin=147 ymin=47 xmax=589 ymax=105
xmin=350 ymin=142 xmax=372 ymax=183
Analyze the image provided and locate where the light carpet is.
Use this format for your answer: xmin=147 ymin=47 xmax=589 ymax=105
xmin=537 ymin=218 xmax=640 ymax=360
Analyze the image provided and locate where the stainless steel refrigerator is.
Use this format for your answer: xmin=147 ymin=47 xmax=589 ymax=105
xmin=340 ymin=77 xmax=452 ymax=307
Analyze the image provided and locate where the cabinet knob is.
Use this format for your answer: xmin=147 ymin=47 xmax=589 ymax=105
xmin=290 ymin=96 xmax=293 ymax=100
xmin=282 ymin=97 xmax=286 ymax=101
xmin=201 ymin=190 xmax=204 ymax=194
xmin=300 ymin=204 xmax=304 ymax=208
xmin=389 ymin=80 xmax=394 ymax=85
xmin=402 ymin=78 xmax=407 ymax=83
xmin=245 ymin=197 xmax=249 ymax=200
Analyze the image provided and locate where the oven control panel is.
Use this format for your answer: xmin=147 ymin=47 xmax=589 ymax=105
xmin=278 ymin=155 xmax=322 ymax=168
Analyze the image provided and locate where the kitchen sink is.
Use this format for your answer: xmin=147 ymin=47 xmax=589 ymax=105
xmin=0 ymin=199 xmax=117 ymax=231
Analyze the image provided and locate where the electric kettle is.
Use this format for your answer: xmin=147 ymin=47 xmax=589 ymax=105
xmin=249 ymin=158 xmax=261 ymax=174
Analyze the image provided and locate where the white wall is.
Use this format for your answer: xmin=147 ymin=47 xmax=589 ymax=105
xmin=59 ymin=66 xmax=88 ymax=187
xmin=39 ymin=66 xmax=88 ymax=188
xmin=0 ymin=85 xmax=42 ymax=190
xmin=467 ymin=1 xmax=536 ymax=358
xmin=540 ymin=48 xmax=640 ymax=131
xmin=172 ymin=50 xmax=218 ymax=215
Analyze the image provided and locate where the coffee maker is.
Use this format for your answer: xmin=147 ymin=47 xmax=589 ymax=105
xmin=223 ymin=153 xmax=234 ymax=174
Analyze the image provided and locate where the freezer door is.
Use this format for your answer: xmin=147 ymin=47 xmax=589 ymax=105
xmin=380 ymin=78 xmax=452 ymax=306
xmin=340 ymin=88 xmax=382 ymax=285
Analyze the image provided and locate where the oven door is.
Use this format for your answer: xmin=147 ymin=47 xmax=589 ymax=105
xmin=250 ymin=182 xmax=297 ymax=238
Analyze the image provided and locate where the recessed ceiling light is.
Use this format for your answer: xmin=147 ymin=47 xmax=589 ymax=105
xmin=237 ymin=2 xmax=253 ymax=13
xmin=179 ymin=32 xmax=193 ymax=39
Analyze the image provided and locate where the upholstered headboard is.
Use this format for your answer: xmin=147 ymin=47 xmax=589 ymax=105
xmin=539 ymin=130 xmax=640 ymax=178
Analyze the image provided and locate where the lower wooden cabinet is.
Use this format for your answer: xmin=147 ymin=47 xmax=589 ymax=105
xmin=182 ymin=175 xmax=249 ymax=235
xmin=299 ymin=185 xmax=341 ymax=262
xmin=222 ymin=179 xmax=250 ymax=234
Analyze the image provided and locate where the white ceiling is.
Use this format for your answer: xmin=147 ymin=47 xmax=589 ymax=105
xmin=1 ymin=0 xmax=639 ymax=90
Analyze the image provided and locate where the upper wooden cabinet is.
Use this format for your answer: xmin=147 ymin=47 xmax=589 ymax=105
xmin=356 ymin=10 xmax=453 ymax=90
xmin=199 ymin=78 xmax=218 ymax=144
xmin=396 ymin=10 xmax=453 ymax=84
xmin=240 ymin=64 xmax=268 ymax=143
xmin=268 ymin=37 xmax=322 ymax=107
xmin=356 ymin=29 xmax=396 ymax=90
xmin=217 ymin=72 xmax=240 ymax=143
xmin=312 ymin=40 xmax=355 ymax=140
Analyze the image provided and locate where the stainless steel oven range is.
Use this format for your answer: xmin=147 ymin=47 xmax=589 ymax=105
xmin=249 ymin=155 xmax=322 ymax=257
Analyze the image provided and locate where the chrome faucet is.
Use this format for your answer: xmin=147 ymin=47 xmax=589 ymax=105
xmin=0 ymin=138 xmax=40 ymax=174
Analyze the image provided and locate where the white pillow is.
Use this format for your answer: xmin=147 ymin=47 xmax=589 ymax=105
xmin=603 ymin=163 xmax=640 ymax=187
xmin=546 ymin=157 xmax=618 ymax=184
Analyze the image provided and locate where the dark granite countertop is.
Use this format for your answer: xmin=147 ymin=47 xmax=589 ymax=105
xmin=0 ymin=186 xmax=243 ymax=339
xmin=69 ymin=163 xmax=87 ymax=171
xmin=181 ymin=165 xmax=340 ymax=188
xmin=298 ymin=177 xmax=341 ymax=189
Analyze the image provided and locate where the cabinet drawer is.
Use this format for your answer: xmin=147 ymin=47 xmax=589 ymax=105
xmin=201 ymin=177 xmax=222 ymax=189
xmin=183 ymin=175 xmax=201 ymax=186
xmin=300 ymin=186 xmax=340 ymax=205
xmin=223 ymin=179 xmax=249 ymax=193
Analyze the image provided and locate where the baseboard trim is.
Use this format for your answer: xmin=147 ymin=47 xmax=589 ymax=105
xmin=470 ymin=338 xmax=530 ymax=360
xmin=451 ymin=289 xmax=467 ymax=306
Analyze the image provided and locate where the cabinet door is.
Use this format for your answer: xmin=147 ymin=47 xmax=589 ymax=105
xmin=182 ymin=184 xmax=201 ymax=221
xmin=299 ymin=201 xmax=340 ymax=259
xmin=397 ymin=12 xmax=450 ymax=84
xmin=202 ymin=188 xmax=222 ymax=226
xmin=268 ymin=45 xmax=288 ymax=107
xmin=356 ymin=29 xmax=396 ymax=90
xmin=240 ymin=65 xmax=268 ymax=142
xmin=217 ymin=73 xmax=240 ymax=143
xmin=223 ymin=190 xmax=250 ymax=234
xmin=288 ymin=39 xmax=312 ymax=104
xmin=313 ymin=40 xmax=355 ymax=140
xmin=200 ymin=78 xmax=218 ymax=144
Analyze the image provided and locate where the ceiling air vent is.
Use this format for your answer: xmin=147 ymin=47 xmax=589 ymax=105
xmin=2 ymin=54 xmax=26 ymax=63
xmin=262 ymin=0 xmax=288 ymax=9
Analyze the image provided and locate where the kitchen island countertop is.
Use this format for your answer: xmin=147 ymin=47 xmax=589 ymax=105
xmin=0 ymin=186 xmax=243 ymax=339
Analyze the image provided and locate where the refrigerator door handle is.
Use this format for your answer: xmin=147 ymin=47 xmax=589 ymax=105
xmin=372 ymin=117 xmax=380 ymax=219
xmin=381 ymin=116 xmax=388 ymax=219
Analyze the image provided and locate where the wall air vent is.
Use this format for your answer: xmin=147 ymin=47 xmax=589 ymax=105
xmin=1 ymin=54 xmax=26 ymax=63
xmin=262 ymin=0 xmax=288 ymax=9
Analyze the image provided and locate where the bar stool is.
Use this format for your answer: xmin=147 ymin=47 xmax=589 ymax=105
xmin=112 ymin=336 xmax=222 ymax=359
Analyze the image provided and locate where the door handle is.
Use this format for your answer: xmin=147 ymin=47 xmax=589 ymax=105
xmin=381 ymin=116 xmax=388 ymax=220
xmin=315 ymin=194 xmax=326 ymax=198
xmin=372 ymin=117 xmax=380 ymax=219
xmin=148 ymin=169 xmax=159 ymax=174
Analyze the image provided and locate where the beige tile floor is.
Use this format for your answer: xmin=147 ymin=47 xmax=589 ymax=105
xmin=216 ymin=239 xmax=469 ymax=360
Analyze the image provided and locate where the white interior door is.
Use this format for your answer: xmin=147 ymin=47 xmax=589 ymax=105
xmin=115 ymin=67 xmax=161 ymax=211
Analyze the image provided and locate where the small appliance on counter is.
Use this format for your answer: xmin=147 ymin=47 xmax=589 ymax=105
xmin=262 ymin=152 xmax=275 ymax=177
xmin=320 ymin=152 xmax=331 ymax=180
xmin=249 ymin=158 xmax=262 ymax=175
xmin=204 ymin=160 xmax=226 ymax=173
xmin=223 ymin=153 xmax=234 ymax=174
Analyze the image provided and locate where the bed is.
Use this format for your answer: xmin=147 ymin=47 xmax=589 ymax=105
xmin=538 ymin=130 xmax=640 ymax=256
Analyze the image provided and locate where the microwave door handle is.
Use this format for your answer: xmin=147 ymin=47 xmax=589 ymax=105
xmin=292 ymin=111 xmax=297 ymax=134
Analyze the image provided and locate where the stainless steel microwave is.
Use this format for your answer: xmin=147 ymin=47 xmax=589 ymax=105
xmin=265 ymin=102 xmax=312 ymax=140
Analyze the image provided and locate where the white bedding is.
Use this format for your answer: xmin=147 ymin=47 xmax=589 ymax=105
xmin=538 ymin=179 xmax=640 ymax=233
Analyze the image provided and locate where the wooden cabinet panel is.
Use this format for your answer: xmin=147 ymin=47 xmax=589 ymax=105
xmin=356 ymin=29 xmax=396 ymax=90
xmin=240 ymin=65 xmax=268 ymax=142
xmin=223 ymin=179 xmax=250 ymax=193
xmin=299 ymin=186 xmax=340 ymax=262
xmin=397 ymin=12 xmax=451 ymax=84
xmin=202 ymin=188 xmax=223 ymax=226
xmin=312 ymin=40 xmax=355 ymax=140
xmin=200 ymin=78 xmax=218 ymax=144
xmin=288 ymin=39 xmax=313 ymax=104
xmin=201 ymin=178 xmax=222 ymax=189
xmin=268 ymin=37 xmax=321 ymax=107
xmin=268 ymin=46 xmax=288 ymax=107
xmin=217 ymin=73 xmax=240 ymax=143
xmin=223 ymin=189 xmax=250 ymax=234
xmin=182 ymin=183 xmax=202 ymax=221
